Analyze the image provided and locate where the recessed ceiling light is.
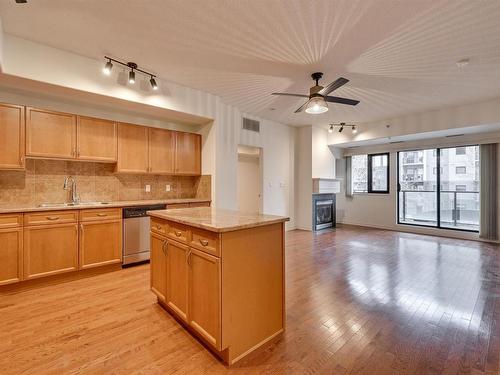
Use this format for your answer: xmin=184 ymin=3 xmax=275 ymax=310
xmin=269 ymin=108 xmax=276 ymax=111
xmin=456 ymin=58 xmax=470 ymax=68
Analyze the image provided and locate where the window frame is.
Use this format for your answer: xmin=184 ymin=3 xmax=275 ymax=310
xmin=396 ymin=145 xmax=479 ymax=233
xmin=367 ymin=152 xmax=390 ymax=194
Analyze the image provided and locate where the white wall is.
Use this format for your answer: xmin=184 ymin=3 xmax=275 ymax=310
xmin=312 ymin=126 xmax=335 ymax=179
xmin=295 ymin=126 xmax=312 ymax=230
xmin=1 ymin=34 xmax=296 ymax=228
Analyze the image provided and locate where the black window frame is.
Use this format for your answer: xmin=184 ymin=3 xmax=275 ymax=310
xmin=367 ymin=152 xmax=390 ymax=194
xmin=397 ymin=145 xmax=479 ymax=233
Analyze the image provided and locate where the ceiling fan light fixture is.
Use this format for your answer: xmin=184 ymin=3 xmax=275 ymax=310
xmin=305 ymin=96 xmax=328 ymax=114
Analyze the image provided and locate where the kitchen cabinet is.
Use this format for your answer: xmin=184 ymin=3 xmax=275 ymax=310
xmin=23 ymin=222 xmax=79 ymax=280
xmin=149 ymin=127 xmax=175 ymax=174
xmin=175 ymin=132 xmax=201 ymax=175
xmin=79 ymin=220 xmax=122 ymax=269
xmin=26 ymin=107 xmax=77 ymax=159
xmin=188 ymin=248 xmax=221 ymax=349
xmin=116 ymin=123 xmax=149 ymax=173
xmin=0 ymin=103 xmax=25 ymax=170
xmin=0 ymin=213 xmax=23 ymax=285
xmin=150 ymin=232 xmax=168 ymax=302
xmin=77 ymin=116 xmax=117 ymax=162
xmin=166 ymin=239 xmax=189 ymax=322
xmin=189 ymin=202 xmax=211 ymax=208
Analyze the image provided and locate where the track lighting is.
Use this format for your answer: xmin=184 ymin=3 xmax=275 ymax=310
xmin=328 ymin=122 xmax=358 ymax=134
xmin=102 ymin=59 xmax=113 ymax=75
xmin=102 ymin=56 xmax=158 ymax=90
xmin=150 ymin=76 xmax=158 ymax=90
xmin=128 ymin=70 xmax=136 ymax=84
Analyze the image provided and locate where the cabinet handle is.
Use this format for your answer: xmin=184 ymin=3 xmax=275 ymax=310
xmin=80 ymin=224 xmax=84 ymax=232
xmin=187 ymin=249 xmax=192 ymax=266
xmin=199 ymin=239 xmax=209 ymax=247
xmin=97 ymin=213 xmax=108 ymax=217
xmin=77 ymin=149 xmax=80 ymax=157
xmin=46 ymin=216 xmax=60 ymax=221
xmin=155 ymin=225 xmax=162 ymax=230
xmin=175 ymin=231 xmax=182 ymax=237
xmin=162 ymin=240 xmax=169 ymax=256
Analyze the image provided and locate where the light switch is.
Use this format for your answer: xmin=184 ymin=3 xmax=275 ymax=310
xmin=166 ymin=184 xmax=171 ymax=192
xmin=145 ymin=184 xmax=151 ymax=193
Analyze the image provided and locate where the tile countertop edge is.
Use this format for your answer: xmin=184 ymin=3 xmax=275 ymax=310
xmin=147 ymin=208 xmax=290 ymax=233
xmin=0 ymin=199 xmax=211 ymax=214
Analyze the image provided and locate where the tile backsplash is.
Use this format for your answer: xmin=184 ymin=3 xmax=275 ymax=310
xmin=0 ymin=159 xmax=211 ymax=206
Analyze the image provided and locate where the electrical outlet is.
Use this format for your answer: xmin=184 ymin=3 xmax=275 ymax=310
xmin=166 ymin=184 xmax=171 ymax=192
xmin=145 ymin=184 xmax=151 ymax=193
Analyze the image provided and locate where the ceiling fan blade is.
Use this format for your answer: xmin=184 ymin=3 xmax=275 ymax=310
xmin=325 ymin=96 xmax=360 ymax=106
xmin=294 ymin=100 xmax=309 ymax=113
xmin=272 ymin=93 xmax=309 ymax=98
xmin=318 ymin=77 xmax=349 ymax=96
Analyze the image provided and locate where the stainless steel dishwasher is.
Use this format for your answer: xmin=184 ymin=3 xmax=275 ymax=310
xmin=122 ymin=204 xmax=166 ymax=265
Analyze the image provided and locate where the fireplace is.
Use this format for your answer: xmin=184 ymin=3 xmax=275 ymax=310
xmin=312 ymin=193 xmax=336 ymax=231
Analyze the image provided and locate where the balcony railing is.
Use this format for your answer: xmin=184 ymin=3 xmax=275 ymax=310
xmin=399 ymin=190 xmax=479 ymax=231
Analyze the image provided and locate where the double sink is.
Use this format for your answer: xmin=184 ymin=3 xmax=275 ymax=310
xmin=38 ymin=202 xmax=111 ymax=208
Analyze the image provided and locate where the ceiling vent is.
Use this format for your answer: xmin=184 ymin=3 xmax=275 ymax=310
xmin=445 ymin=134 xmax=465 ymax=138
xmin=242 ymin=118 xmax=260 ymax=133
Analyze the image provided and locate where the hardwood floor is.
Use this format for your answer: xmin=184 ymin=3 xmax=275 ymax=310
xmin=1 ymin=226 xmax=499 ymax=374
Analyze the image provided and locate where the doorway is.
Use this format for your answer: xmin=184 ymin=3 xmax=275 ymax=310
xmin=237 ymin=145 xmax=262 ymax=214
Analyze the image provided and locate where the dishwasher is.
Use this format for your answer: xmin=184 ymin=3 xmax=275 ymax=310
xmin=122 ymin=204 xmax=166 ymax=265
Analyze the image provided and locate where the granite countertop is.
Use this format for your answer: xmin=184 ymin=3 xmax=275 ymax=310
xmin=0 ymin=198 xmax=211 ymax=214
xmin=147 ymin=207 xmax=289 ymax=233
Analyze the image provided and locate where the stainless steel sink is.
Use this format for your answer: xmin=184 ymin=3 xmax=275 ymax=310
xmin=38 ymin=202 xmax=110 ymax=208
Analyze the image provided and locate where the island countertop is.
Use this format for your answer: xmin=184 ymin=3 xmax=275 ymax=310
xmin=147 ymin=207 xmax=289 ymax=233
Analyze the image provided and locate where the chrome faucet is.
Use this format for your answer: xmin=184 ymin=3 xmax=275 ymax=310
xmin=63 ymin=176 xmax=80 ymax=205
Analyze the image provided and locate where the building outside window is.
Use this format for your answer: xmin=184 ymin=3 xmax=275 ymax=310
xmin=456 ymin=166 xmax=466 ymax=174
xmin=351 ymin=153 xmax=389 ymax=193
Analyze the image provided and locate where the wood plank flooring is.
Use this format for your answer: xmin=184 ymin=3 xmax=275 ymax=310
xmin=1 ymin=226 xmax=499 ymax=374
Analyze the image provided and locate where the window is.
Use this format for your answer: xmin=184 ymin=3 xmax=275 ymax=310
xmin=351 ymin=153 xmax=389 ymax=193
xmin=398 ymin=146 xmax=479 ymax=232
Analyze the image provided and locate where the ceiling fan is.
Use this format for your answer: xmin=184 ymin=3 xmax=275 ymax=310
xmin=272 ymin=72 xmax=359 ymax=114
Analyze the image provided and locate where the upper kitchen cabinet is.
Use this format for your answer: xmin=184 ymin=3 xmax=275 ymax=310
xmin=26 ymin=107 xmax=77 ymax=160
xmin=175 ymin=132 xmax=201 ymax=175
xmin=77 ymin=116 xmax=117 ymax=162
xmin=0 ymin=103 xmax=25 ymax=170
xmin=149 ymin=127 xmax=175 ymax=174
xmin=116 ymin=122 xmax=149 ymax=173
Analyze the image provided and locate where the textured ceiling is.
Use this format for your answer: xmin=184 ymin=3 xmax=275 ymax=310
xmin=1 ymin=0 xmax=500 ymax=126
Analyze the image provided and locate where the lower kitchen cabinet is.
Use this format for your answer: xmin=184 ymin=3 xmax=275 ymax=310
xmin=166 ymin=239 xmax=189 ymax=322
xmin=79 ymin=220 xmax=122 ymax=269
xmin=150 ymin=232 xmax=168 ymax=302
xmin=23 ymin=223 xmax=79 ymax=280
xmin=0 ymin=227 xmax=23 ymax=285
xmin=188 ymin=248 xmax=221 ymax=349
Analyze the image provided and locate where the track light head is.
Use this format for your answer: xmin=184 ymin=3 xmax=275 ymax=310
xmin=352 ymin=126 xmax=357 ymax=134
xmin=128 ymin=70 xmax=136 ymax=84
xmin=150 ymin=76 xmax=158 ymax=90
xmin=339 ymin=126 xmax=344 ymax=133
xmin=103 ymin=60 xmax=113 ymax=75
xmin=328 ymin=124 xmax=333 ymax=134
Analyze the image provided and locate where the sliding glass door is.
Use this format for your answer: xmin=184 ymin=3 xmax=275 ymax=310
xmin=397 ymin=146 xmax=479 ymax=232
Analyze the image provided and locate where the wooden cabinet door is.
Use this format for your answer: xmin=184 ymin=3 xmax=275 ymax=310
xmin=0 ymin=103 xmax=25 ymax=170
xmin=149 ymin=127 xmax=175 ymax=174
xmin=0 ymin=227 xmax=23 ymax=285
xmin=116 ymin=123 xmax=149 ymax=173
xmin=188 ymin=248 xmax=221 ymax=349
xmin=79 ymin=220 xmax=122 ymax=269
xmin=77 ymin=116 xmax=117 ymax=162
xmin=166 ymin=239 xmax=189 ymax=322
xmin=175 ymin=132 xmax=201 ymax=175
xmin=23 ymin=223 xmax=78 ymax=280
xmin=150 ymin=233 xmax=168 ymax=302
xmin=26 ymin=107 xmax=77 ymax=159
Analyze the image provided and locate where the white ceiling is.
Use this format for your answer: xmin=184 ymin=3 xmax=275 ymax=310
xmin=1 ymin=0 xmax=500 ymax=126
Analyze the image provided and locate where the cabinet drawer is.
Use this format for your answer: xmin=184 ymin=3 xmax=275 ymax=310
xmin=167 ymin=222 xmax=189 ymax=243
xmin=24 ymin=210 xmax=78 ymax=226
xmin=151 ymin=218 xmax=168 ymax=236
xmin=167 ymin=203 xmax=190 ymax=209
xmin=190 ymin=228 xmax=220 ymax=257
xmin=0 ymin=213 xmax=23 ymax=229
xmin=79 ymin=208 xmax=122 ymax=222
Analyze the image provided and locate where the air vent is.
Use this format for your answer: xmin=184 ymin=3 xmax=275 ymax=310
xmin=445 ymin=134 xmax=465 ymax=138
xmin=242 ymin=118 xmax=260 ymax=133
xmin=389 ymin=140 xmax=404 ymax=144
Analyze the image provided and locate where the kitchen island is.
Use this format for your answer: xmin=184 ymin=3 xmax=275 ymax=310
xmin=147 ymin=207 xmax=288 ymax=365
